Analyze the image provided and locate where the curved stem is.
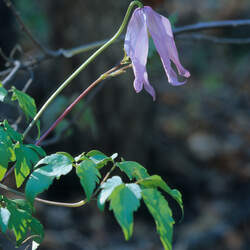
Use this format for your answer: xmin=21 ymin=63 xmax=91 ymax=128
xmin=0 ymin=183 xmax=87 ymax=208
xmin=22 ymin=0 xmax=143 ymax=139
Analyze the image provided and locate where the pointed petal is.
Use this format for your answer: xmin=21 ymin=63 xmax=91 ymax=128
xmin=144 ymin=7 xmax=190 ymax=85
xmin=124 ymin=8 xmax=156 ymax=99
xmin=143 ymin=72 xmax=156 ymax=101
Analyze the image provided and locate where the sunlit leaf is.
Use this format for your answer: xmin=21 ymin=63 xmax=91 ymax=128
xmin=6 ymin=199 xmax=44 ymax=246
xmin=76 ymin=159 xmax=101 ymax=201
xmin=116 ymin=161 xmax=149 ymax=180
xmin=0 ymin=144 xmax=11 ymax=181
xmin=25 ymin=153 xmax=73 ymax=205
xmin=0 ymin=207 xmax=10 ymax=233
xmin=14 ymin=143 xmax=41 ymax=188
xmin=109 ymin=184 xmax=140 ymax=240
xmin=125 ymin=183 xmax=142 ymax=199
xmin=98 ymin=176 xmax=123 ymax=210
xmin=142 ymin=189 xmax=174 ymax=250
xmin=86 ymin=150 xmax=112 ymax=169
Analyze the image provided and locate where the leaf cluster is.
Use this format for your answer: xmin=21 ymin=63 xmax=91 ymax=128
xmin=1 ymin=142 xmax=183 ymax=250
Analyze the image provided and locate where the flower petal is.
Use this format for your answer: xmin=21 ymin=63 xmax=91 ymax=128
xmin=144 ymin=6 xmax=190 ymax=85
xmin=124 ymin=8 xmax=156 ymax=99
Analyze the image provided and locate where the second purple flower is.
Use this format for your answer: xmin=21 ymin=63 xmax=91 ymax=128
xmin=124 ymin=6 xmax=190 ymax=100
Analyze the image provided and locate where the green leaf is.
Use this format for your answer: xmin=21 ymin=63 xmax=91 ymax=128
xmin=142 ymin=189 xmax=175 ymax=250
xmin=11 ymin=87 xmax=40 ymax=136
xmin=86 ymin=150 xmax=112 ymax=169
xmin=25 ymin=153 xmax=73 ymax=205
xmin=0 ymin=207 xmax=10 ymax=233
xmin=28 ymin=216 xmax=44 ymax=244
xmin=26 ymin=144 xmax=46 ymax=158
xmin=0 ymin=125 xmax=16 ymax=180
xmin=116 ymin=161 xmax=149 ymax=180
xmin=109 ymin=184 xmax=140 ymax=240
xmin=56 ymin=151 xmax=74 ymax=163
xmin=3 ymin=120 xmax=23 ymax=142
xmin=0 ymin=83 xmax=8 ymax=102
xmin=139 ymin=175 xmax=183 ymax=219
xmin=0 ymin=144 xmax=11 ymax=180
xmin=125 ymin=183 xmax=142 ymax=199
xmin=6 ymin=199 xmax=44 ymax=245
xmin=98 ymin=176 xmax=123 ymax=210
xmin=14 ymin=143 xmax=41 ymax=188
xmin=12 ymin=199 xmax=33 ymax=214
xmin=76 ymin=159 xmax=101 ymax=201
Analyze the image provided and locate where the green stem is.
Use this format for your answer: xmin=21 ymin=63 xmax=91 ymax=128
xmin=23 ymin=1 xmax=143 ymax=139
xmin=0 ymin=183 xmax=86 ymax=207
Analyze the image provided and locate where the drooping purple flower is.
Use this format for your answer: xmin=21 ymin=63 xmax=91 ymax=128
xmin=124 ymin=6 xmax=190 ymax=100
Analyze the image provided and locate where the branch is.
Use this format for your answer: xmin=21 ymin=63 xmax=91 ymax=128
xmin=2 ymin=0 xmax=250 ymax=74
xmin=177 ymin=33 xmax=250 ymax=44
xmin=174 ymin=19 xmax=250 ymax=34
xmin=0 ymin=183 xmax=86 ymax=208
xmin=2 ymin=60 xmax=20 ymax=85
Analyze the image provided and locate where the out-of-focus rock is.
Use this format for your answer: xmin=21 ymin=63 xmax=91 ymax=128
xmin=187 ymin=133 xmax=221 ymax=160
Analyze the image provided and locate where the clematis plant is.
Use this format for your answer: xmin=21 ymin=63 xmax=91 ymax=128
xmin=125 ymin=6 xmax=190 ymax=100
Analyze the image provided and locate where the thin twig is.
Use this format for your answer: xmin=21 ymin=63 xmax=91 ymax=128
xmin=0 ymin=183 xmax=86 ymax=208
xmin=174 ymin=19 xmax=250 ymax=34
xmin=0 ymin=162 xmax=116 ymax=208
xmin=1 ymin=0 xmax=250 ymax=75
xmin=2 ymin=60 xmax=20 ymax=85
xmin=22 ymin=70 xmax=34 ymax=92
xmin=178 ymin=33 xmax=250 ymax=44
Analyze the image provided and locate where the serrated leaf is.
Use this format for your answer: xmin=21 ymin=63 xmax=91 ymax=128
xmin=14 ymin=143 xmax=41 ymax=188
xmin=98 ymin=176 xmax=123 ymax=209
xmin=6 ymin=199 xmax=44 ymax=246
xmin=11 ymin=87 xmax=40 ymax=136
xmin=0 ymin=83 xmax=8 ymax=102
xmin=28 ymin=216 xmax=44 ymax=244
xmin=25 ymin=153 xmax=73 ymax=205
xmin=142 ymin=189 xmax=174 ymax=250
xmin=86 ymin=150 xmax=112 ymax=169
xmin=109 ymin=184 xmax=140 ymax=240
xmin=7 ymin=206 xmax=30 ymax=245
xmin=116 ymin=161 xmax=149 ymax=180
xmin=76 ymin=159 xmax=101 ymax=201
xmin=0 ymin=207 xmax=10 ymax=232
xmin=139 ymin=175 xmax=183 ymax=219
xmin=125 ymin=183 xmax=141 ymax=199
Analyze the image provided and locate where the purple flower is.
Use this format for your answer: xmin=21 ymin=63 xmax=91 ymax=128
xmin=124 ymin=6 xmax=190 ymax=100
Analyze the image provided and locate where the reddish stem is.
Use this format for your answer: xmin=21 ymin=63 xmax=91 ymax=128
xmin=35 ymin=65 xmax=121 ymax=146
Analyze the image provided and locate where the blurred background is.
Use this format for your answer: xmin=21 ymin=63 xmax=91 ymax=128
xmin=1 ymin=0 xmax=250 ymax=249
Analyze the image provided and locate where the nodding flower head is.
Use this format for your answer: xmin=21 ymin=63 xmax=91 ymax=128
xmin=124 ymin=6 xmax=190 ymax=101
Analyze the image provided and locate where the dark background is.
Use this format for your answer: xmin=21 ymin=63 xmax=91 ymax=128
xmin=1 ymin=0 xmax=250 ymax=249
